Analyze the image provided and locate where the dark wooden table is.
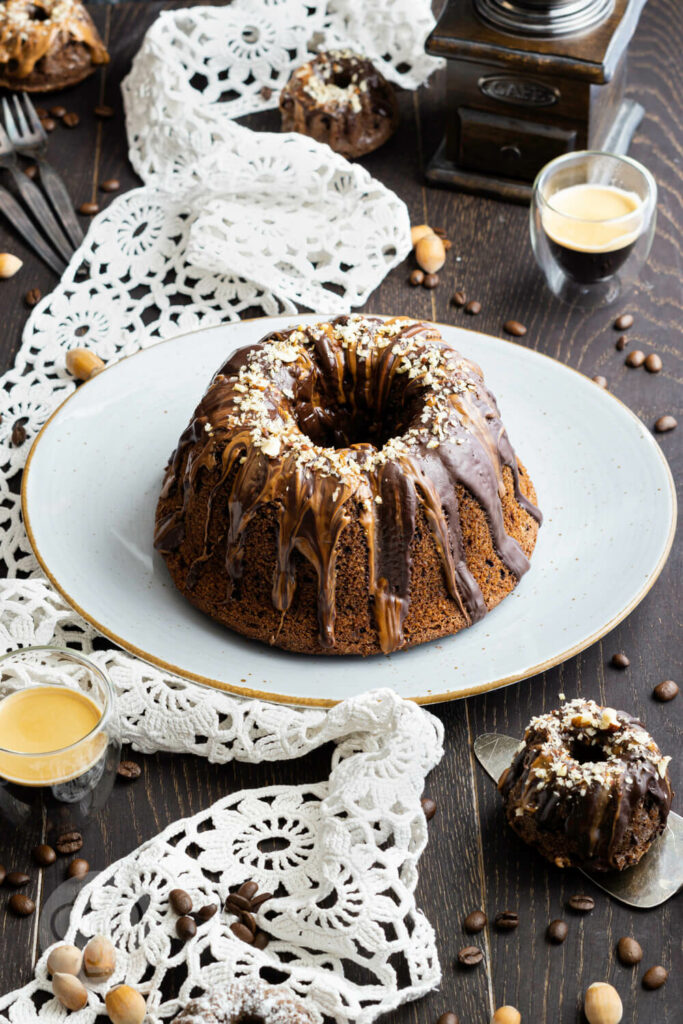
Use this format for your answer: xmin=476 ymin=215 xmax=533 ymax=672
xmin=0 ymin=3 xmax=680 ymax=1022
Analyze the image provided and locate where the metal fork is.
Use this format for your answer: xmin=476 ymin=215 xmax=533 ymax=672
xmin=2 ymin=94 xmax=83 ymax=249
xmin=0 ymin=183 xmax=66 ymax=275
xmin=0 ymin=119 xmax=74 ymax=264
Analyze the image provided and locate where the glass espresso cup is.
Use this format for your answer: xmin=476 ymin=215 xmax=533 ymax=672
xmin=0 ymin=647 xmax=120 ymax=835
xmin=531 ymin=151 xmax=657 ymax=307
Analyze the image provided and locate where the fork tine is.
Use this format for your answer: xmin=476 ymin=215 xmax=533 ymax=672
xmin=0 ymin=120 xmax=13 ymax=151
xmin=12 ymin=95 xmax=30 ymax=138
xmin=21 ymin=93 xmax=44 ymax=137
xmin=1 ymin=98 xmax=18 ymax=144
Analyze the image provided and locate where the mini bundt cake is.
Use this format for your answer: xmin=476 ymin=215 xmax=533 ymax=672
xmin=174 ymin=981 xmax=317 ymax=1024
xmin=0 ymin=0 xmax=109 ymax=92
xmin=498 ymin=698 xmax=673 ymax=872
xmin=279 ymin=50 xmax=399 ymax=158
xmin=155 ymin=315 xmax=541 ymax=656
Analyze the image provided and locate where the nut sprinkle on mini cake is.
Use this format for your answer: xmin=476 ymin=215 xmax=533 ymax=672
xmin=0 ymin=0 xmax=109 ymax=92
xmin=280 ymin=50 xmax=399 ymax=157
xmin=155 ymin=315 xmax=541 ymax=657
xmin=174 ymin=980 xmax=317 ymax=1024
xmin=499 ymin=698 xmax=673 ymax=872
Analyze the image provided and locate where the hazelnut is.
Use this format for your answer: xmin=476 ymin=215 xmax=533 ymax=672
xmin=584 ymin=982 xmax=623 ymax=1024
xmin=492 ymin=1008 xmax=521 ymax=1024
xmin=0 ymin=253 xmax=23 ymax=279
xmin=83 ymin=934 xmax=116 ymax=979
xmin=52 ymin=973 xmax=88 ymax=1011
xmin=47 ymin=945 xmax=83 ymax=977
xmin=415 ymin=233 xmax=446 ymax=275
xmin=105 ymin=985 xmax=146 ymax=1024
xmin=65 ymin=348 xmax=106 ymax=382
xmin=410 ymin=224 xmax=433 ymax=247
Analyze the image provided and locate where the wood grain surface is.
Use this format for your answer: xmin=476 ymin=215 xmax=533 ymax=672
xmin=0 ymin=3 xmax=680 ymax=1022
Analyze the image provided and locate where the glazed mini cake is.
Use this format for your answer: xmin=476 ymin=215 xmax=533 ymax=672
xmin=0 ymin=0 xmax=109 ymax=92
xmin=279 ymin=50 xmax=399 ymax=157
xmin=498 ymin=698 xmax=673 ymax=872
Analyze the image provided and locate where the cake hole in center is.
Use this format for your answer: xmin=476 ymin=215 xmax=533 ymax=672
xmin=332 ymin=70 xmax=353 ymax=89
xmin=570 ymin=741 xmax=607 ymax=765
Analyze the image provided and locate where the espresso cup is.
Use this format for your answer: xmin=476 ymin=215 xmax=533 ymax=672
xmin=530 ymin=151 xmax=657 ymax=308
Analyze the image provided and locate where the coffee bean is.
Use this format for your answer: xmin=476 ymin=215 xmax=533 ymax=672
xmin=614 ymin=313 xmax=634 ymax=330
xmin=452 ymin=290 xmax=466 ymax=307
xmin=463 ymin=910 xmax=486 ymax=933
xmin=67 ymin=858 xmax=89 ymax=879
xmin=592 ymin=375 xmax=608 ymax=389
xmin=625 ymin=349 xmax=645 ymax=368
xmin=503 ymin=320 xmax=527 ymax=337
xmin=465 ymin=300 xmax=481 ymax=315
xmin=169 ymin=889 xmax=193 ymax=915
xmin=78 ymin=202 xmax=100 ymax=216
xmin=0 ymin=866 xmax=5 ymax=885
xmin=117 ymin=760 xmax=141 ymax=780
xmin=457 ymin=945 xmax=483 ymax=967
xmin=250 ymin=891 xmax=273 ymax=909
xmin=654 ymin=414 xmax=677 ymax=433
xmin=195 ymin=904 xmax=217 ymax=923
xmin=547 ymin=919 xmax=568 ymax=944
xmin=35 ymin=108 xmax=48 ymax=119
xmin=9 ymin=893 xmax=35 ymax=917
xmin=100 ymin=179 xmax=121 ymax=193
xmin=644 ymin=353 xmax=662 ymax=373
xmin=421 ymin=796 xmax=437 ymax=821
xmin=611 ymin=652 xmax=630 ymax=669
xmin=653 ymin=680 xmax=678 ymax=702
xmin=56 ymin=832 xmax=83 ymax=855
xmin=436 ymin=1014 xmax=460 ymax=1024
xmin=494 ymin=911 xmax=519 ymax=932
xmin=176 ymin=915 xmax=197 ymax=941
xmin=253 ymin=930 xmax=269 ymax=950
xmin=50 ymin=106 xmax=67 ymax=119
xmin=61 ymin=112 xmax=80 ymax=128
xmin=24 ymin=164 xmax=38 ymax=179
xmin=642 ymin=965 xmax=668 ymax=990
xmin=617 ymin=936 xmax=643 ymax=965
xmin=25 ymin=288 xmax=41 ymax=307
xmin=32 ymin=844 xmax=56 ymax=867
xmin=94 ymin=104 xmax=115 ymax=119
xmin=237 ymin=880 xmax=259 ymax=901
xmin=240 ymin=910 xmax=257 ymax=934
xmin=11 ymin=420 xmax=27 ymax=446
xmin=615 ymin=335 xmax=628 ymax=351
xmin=259 ymin=86 xmax=273 ymax=101
xmin=567 ymin=894 xmax=594 ymax=913
xmin=41 ymin=118 xmax=57 ymax=132
xmin=226 ymin=893 xmax=251 ymax=912
xmin=230 ymin=921 xmax=254 ymax=944
xmin=422 ymin=272 xmax=439 ymax=289
xmin=409 ymin=269 xmax=424 ymax=286
xmin=5 ymin=872 xmax=30 ymax=888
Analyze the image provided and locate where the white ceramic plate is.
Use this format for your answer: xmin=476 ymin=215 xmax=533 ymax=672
xmin=22 ymin=315 xmax=676 ymax=706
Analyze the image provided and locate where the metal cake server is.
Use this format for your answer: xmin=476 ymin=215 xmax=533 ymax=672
xmin=474 ymin=733 xmax=683 ymax=909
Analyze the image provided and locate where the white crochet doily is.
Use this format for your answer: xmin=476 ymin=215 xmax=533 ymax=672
xmin=0 ymin=690 xmax=444 ymax=1024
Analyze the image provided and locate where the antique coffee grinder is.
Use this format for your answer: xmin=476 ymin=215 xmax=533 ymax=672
xmin=425 ymin=0 xmax=649 ymax=201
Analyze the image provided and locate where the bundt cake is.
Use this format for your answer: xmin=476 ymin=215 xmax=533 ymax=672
xmin=279 ymin=50 xmax=399 ymax=158
xmin=0 ymin=0 xmax=109 ymax=92
xmin=155 ymin=315 xmax=541 ymax=656
xmin=498 ymin=698 xmax=673 ymax=872
xmin=174 ymin=981 xmax=317 ymax=1024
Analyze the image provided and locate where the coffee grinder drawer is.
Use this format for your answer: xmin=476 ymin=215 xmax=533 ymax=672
xmin=457 ymin=108 xmax=577 ymax=181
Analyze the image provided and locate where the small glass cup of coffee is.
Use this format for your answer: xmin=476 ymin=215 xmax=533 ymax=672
xmin=531 ymin=151 xmax=657 ymax=308
xmin=0 ymin=647 xmax=121 ymax=837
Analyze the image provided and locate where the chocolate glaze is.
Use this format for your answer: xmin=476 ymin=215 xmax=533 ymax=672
xmin=0 ymin=0 xmax=108 ymax=80
xmin=155 ymin=316 xmax=541 ymax=654
xmin=499 ymin=699 xmax=673 ymax=872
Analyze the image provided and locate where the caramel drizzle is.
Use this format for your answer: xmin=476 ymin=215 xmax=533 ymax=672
xmin=0 ymin=1 xmax=109 ymax=78
xmin=155 ymin=317 xmax=541 ymax=653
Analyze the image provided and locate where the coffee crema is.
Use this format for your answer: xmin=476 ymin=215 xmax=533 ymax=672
xmin=541 ymin=183 xmax=643 ymax=284
xmin=0 ymin=686 xmax=104 ymax=785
